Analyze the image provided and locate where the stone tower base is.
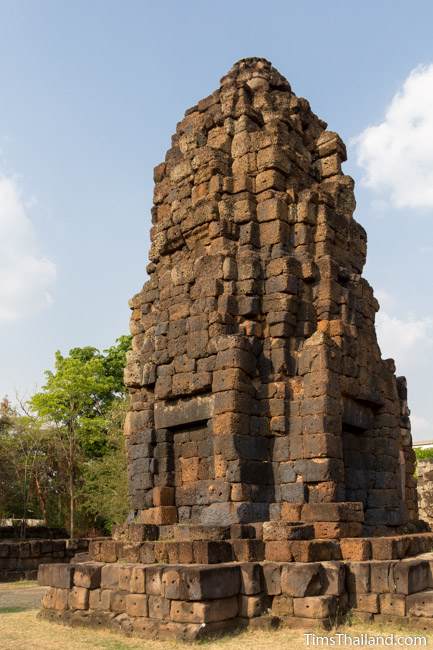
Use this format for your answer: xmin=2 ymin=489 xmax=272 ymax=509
xmin=38 ymin=526 xmax=433 ymax=640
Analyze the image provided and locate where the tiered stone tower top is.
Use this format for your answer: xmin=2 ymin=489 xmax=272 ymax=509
xmin=124 ymin=58 xmax=417 ymax=536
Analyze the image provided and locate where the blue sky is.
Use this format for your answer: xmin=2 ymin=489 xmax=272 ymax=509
xmin=1 ymin=1 xmax=433 ymax=440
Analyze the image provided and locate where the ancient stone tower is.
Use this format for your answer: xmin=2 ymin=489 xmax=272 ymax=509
xmin=40 ymin=60 xmax=433 ymax=640
xmin=124 ymin=57 xmax=418 ymax=535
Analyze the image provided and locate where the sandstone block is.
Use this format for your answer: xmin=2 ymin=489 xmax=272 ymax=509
xmin=130 ymin=565 xmax=146 ymax=593
xmin=68 ymin=586 xmax=89 ymax=610
xmin=340 ymin=538 xmax=371 ymax=561
xmin=379 ymin=593 xmax=406 ymax=616
xmin=145 ymin=566 xmax=164 ymax=596
xmin=170 ymin=596 xmax=238 ymax=623
xmin=232 ymin=539 xmax=264 ymax=562
xmin=132 ymin=616 xmax=158 ymax=636
xmin=257 ymin=146 xmax=290 ymax=174
xmin=192 ymin=540 xmax=233 ymax=564
xmin=351 ymin=593 xmax=379 ymax=613
xmin=101 ymin=564 xmax=120 ymax=589
xmin=321 ymin=561 xmax=345 ymax=596
xmin=259 ymin=220 xmax=289 ymax=246
xmin=272 ymin=594 xmax=294 ymax=616
xmin=182 ymin=565 xmax=241 ymax=600
xmin=370 ymin=561 xmax=395 ymax=594
xmin=126 ymin=593 xmax=148 ymax=617
xmin=41 ymin=587 xmax=56 ymax=609
xmin=238 ymin=593 xmax=269 ymax=618
xmin=407 ymin=590 xmax=433 ymax=617
xmin=162 ymin=567 xmax=189 ymax=599
xmin=89 ymin=588 xmax=112 ymax=611
xmin=38 ymin=563 xmax=74 ymax=589
xmin=53 ymin=588 xmax=69 ymax=612
xmin=239 ymin=562 xmax=262 ymax=595
xmin=370 ymin=537 xmax=400 ymax=560
xmin=256 ymin=169 xmax=286 ymax=192
xmin=314 ymin=154 xmax=341 ymax=179
xmin=262 ymin=562 xmax=282 ymax=595
xmin=281 ymin=563 xmax=322 ymax=597
xmin=257 ymin=198 xmax=288 ymax=223
xmin=262 ymin=522 xmax=313 ymax=541
xmin=139 ymin=542 xmax=156 ymax=564
xmin=140 ymin=506 xmax=177 ymax=525
xmin=99 ymin=540 xmax=119 ymax=563
xmin=280 ymin=503 xmax=302 ymax=521
xmin=74 ymin=563 xmax=102 ymax=590
xmin=148 ymin=594 xmax=171 ymax=619
xmin=346 ymin=562 xmax=371 ymax=595
xmin=264 ymin=541 xmax=292 ymax=562
xmin=293 ymin=595 xmax=337 ymax=619
xmin=393 ymin=559 xmax=430 ymax=595
xmin=153 ymin=486 xmax=175 ymax=506
xmin=290 ymin=540 xmax=341 ymax=563
xmin=118 ymin=565 xmax=133 ymax=591
xmin=110 ymin=590 xmax=128 ymax=613
xmin=313 ymin=521 xmax=362 ymax=539
xmin=301 ymin=502 xmax=364 ymax=522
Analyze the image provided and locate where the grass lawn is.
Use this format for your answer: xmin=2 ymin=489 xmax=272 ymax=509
xmin=0 ymin=610 xmax=432 ymax=650
xmin=0 ymin=580 xmax=39 ymax=590
xmin=0 ymin=583 xmax=432 ymax=649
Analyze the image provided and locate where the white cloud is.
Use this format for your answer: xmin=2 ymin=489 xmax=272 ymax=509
xmin=376 ymin=310 xmax=433 ymax=363
xmin=0 ymin=176 xmax=56 ymax=322
xmin=355 ymin=63 xmax=433 ymax=209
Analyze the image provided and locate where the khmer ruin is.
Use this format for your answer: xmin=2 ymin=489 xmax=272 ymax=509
xmin=38 ymin=58 xmax=433 ymax=640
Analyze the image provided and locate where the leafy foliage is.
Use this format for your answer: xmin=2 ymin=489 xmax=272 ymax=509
xmin=0 ymin=336 xmax=131 ymax=536
xmin=415 ymin=447 xmax=433 ymax=461
xmin=79 ymin=398 xmax=129 ymax=534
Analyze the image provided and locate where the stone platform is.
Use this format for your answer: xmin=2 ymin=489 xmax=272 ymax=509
xmin=38 ymin=529 xmax=433 ymax=640
xmin=38 ymin=540 xmax=433 ymax=640
xmin=88 ymin=525 xmax=433 ymax=565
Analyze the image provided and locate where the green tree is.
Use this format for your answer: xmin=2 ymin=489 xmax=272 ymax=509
xmin=79 ymin=397 xmax=129 ymax=534
xmin=0 ymin=400 xmax=60 ymax=532
xmin=30 ymin=336 xmax=131 ymax=537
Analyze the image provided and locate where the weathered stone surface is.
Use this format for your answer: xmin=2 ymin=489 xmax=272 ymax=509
xmin=379 ymin=593 xmax=406 ymax=616
xmin=238 ymin=593 xmax=269 ymax=618
xmin=74 ymin=563 xmax=102 ymax=589
xmin=262 ymin=522 xmax=314 ymax=541
xmin=68 ymin=586 xmax=89 ymax=610
xmin=281 ymin=563 xmax=322 ymax=597
xmin=340 ymin=538 xmax=371 ymax=561
xmin=393 ymin=559 xmax=430 ymax=595
xmin=239 ymin=562 xmax=262 ymax=595
xmin=170 ymin=596 xmax=238 ymax=623
xmin=38 ymin=563 xmax=74 ymax=589
xmin=407 ymin=590 xmax=433 ymax=617
xmin=121 ymin=56 xmax=418 ymax=536
xmin=292 ymin=595 xmax=337 ymax=618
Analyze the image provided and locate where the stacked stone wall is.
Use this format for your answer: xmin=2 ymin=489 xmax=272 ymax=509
xmin=124 ymin=57 xmax=418 ymax=533
xmin=417 ymin=459 xmax=433 ymax=528
xmin=39 ymin=542 xmax=433 ymax=640
xmin=0 ymin=538 xmax=91 ymax=582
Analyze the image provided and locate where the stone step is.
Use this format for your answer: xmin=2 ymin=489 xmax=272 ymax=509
xmin=407 ymin=590 xmax=433 ymax=617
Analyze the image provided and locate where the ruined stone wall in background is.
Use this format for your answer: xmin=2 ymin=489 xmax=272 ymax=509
xmin=0 ymin=538 xmax=90 ymax=582
xmin=417 ymin=459 xmax=433 ymax=528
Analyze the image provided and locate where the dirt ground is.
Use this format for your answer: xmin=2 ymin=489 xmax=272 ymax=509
xmin=0 ymin=582 xmax=432 ymax=650
xmin=0 ymin=580 xmax=46 ymax=611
